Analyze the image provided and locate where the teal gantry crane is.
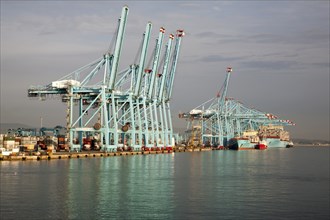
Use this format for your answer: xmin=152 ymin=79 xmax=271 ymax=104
xmin=28 ymin=6 xmax=184 ymax=152
xmin=179 ymin=67 xmax=295 ymax=148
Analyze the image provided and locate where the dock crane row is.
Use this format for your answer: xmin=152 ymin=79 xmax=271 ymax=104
xmin=179 ymin=67 xmax=295 ymax=149
xmin=28 ymin=6 xmax=184 ymax=152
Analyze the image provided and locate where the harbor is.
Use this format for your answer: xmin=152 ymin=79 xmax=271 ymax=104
xmin=1 ymin=5 xmax=297 ymax=159
xmin=1 ymin=2 xmax=329 ymax=220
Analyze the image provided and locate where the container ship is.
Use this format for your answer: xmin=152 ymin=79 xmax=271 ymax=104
xmin=258 ymin=125 xmax=293 ymax=148
xmin=228 ymin=125 xmax=293 ymax=150
xmin=227 ymin=130 xmax=260 ymax=150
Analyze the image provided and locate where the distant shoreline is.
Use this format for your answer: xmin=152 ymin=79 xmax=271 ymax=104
xmin=294 ymin=144 xmax=330 ymax=147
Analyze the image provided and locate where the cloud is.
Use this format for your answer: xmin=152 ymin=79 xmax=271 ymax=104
xmin=240 ymin=60 xmax=298 ymax=71
xmin=310 ymin=62 xmax=330 ymax=69
xmin=250 ymin=32 xmax=329 ymax=46
xmin=2 ymin=13 xmax=116 ymax=36
xmin=195 ymin=31 xmax=222 ymax=38
xmin=198 ymin=54 xmax=248 ymax=63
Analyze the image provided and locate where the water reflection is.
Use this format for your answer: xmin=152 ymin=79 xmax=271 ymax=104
xmin=65 ymin=154 xmax=176 ymax=219
xmin=0 ymin=160 xmax=72 ymax=219
xmin=1 ymin=147 xmax=329 ymax=219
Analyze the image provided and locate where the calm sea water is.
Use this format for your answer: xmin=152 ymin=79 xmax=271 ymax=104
xmin=1 ymin=146 xmax=329 ymax=220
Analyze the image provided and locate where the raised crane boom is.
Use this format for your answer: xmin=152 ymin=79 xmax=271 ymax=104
xmin=166 ymin=30 xmax=184 ymax=101
xmin=147 ymin=27 xmax=165 ymax=100
xmin=218 ymin=67 xmax=232 ymax=113
xmin=158 ymin=34 xmax=174 ymax=102
xmin=108 ymin=5 xmax=129 ymax=90
xmin=133 ymin=22 xmax=152 ymax=97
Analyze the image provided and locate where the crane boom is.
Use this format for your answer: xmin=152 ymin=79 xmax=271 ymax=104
xmin=133 ymin=22 xmax=152 ymax=97
xmin=108 ymin=5 xmax=129 ymax=90
xmin=147 ymin=27 xmax=165 ymax=100
xmin=158 ymin=34 xmax=174 ymax=102
xmin=218 ymin=67 xmax=232 ymax=113
xmin=167 ymin=30 xmax=184 ymax=101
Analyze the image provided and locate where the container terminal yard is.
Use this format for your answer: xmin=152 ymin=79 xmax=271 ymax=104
xmin=0 ymin=6 xmax=295 ymax=161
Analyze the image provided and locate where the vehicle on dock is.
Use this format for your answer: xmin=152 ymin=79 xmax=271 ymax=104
xmin=0 ymin=146 xmax=20 ymax=156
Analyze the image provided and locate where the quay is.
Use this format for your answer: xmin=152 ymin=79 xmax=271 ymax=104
xmin=0 ymin=147 xmax=215 ymax=161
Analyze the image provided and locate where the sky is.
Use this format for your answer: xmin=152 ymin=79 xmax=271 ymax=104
xmin=1 ymin=1 xmax=329 ymax=140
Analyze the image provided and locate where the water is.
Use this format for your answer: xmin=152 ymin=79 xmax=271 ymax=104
xmin=1 ymin=146 xmax=329 ymax=220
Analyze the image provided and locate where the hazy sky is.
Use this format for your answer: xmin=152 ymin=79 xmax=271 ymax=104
xmin=1 ymin=1 xmax=329 ymax=140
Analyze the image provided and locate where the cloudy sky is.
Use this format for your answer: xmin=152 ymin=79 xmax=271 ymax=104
xmin=1 ymin=1 xmax=329 ymax=140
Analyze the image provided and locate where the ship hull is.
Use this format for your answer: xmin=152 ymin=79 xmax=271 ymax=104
xmin=228 ymin=138 xmax=255 ymax=150
xmin=286 ymin=142 xmax=294 ymax=148
xmin=255 ymin=144 xmax=267 ymax=150
xmin=264 ymin=137 xmax=290 ymax=148
xmin=255 ymin=142 xmax=267 ymax=150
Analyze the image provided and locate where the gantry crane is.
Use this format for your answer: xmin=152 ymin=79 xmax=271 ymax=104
xmin=179 ymin=67 xmax=295 ymax=148
xmin=28 ymin=6 xmax=184 ymax=152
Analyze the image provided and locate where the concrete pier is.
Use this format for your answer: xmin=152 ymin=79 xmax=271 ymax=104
xmin=0 ymin=147 xmax=215 ymax=161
